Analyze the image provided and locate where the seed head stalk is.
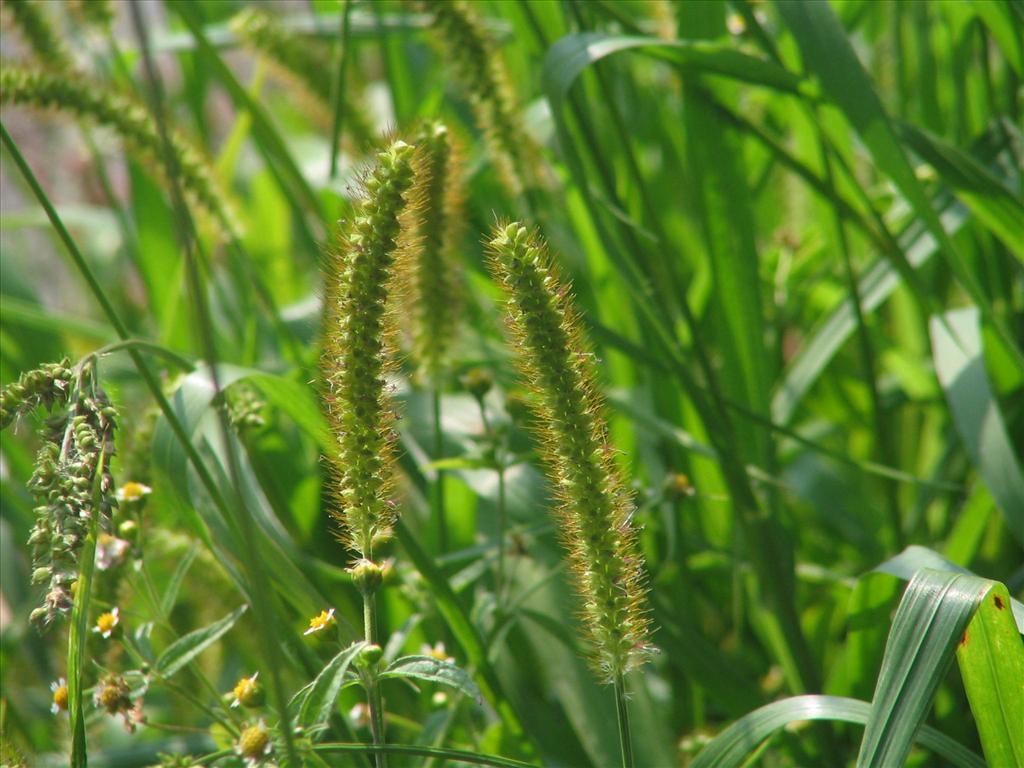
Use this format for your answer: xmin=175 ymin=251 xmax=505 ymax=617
xmin=322 ymin=139 xmax=418 ymax=768
xmin=488 ymin=223 xmax=654 ymax=764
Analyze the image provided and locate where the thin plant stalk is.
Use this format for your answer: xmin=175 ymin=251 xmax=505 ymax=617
xmin=432 ymin=388 xmax=447 ymax=552
xmin=329 ymin=0 xmax=354 ymax=179
xmin=613 ymin=672 xmax=635 ymax=768
xmin=495 ymin=465 xmax=506 ymax=608
xmin=67 ymin=446 xmax=105 ymax=768
xmin=128 ymin=6 xmax=298 ymax=763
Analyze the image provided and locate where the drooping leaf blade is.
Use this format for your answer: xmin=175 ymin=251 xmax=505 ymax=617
xmin=155 ymin=605 xmax=247 ymax=678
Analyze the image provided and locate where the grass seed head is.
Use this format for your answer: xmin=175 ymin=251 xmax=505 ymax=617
xmin=416 ymin=0 xmax=532 ymax=195
xmin=4 ymin=0 xmax=74 ymax=71
xmin=487 ymin=222 xmax=654 ymax=681
xmin=408 ymin=120 xmax=464 ymax=384
xmin=0 ymin=63 xmax=239 ymax=240
xmin=322 ymin=139 xmax=417 ymax=561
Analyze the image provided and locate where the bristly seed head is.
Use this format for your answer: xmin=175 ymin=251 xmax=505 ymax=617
xmin=408 ymin=121 xmax=462 ymax=384
xmin=487 ymin=222 xmax=654 ymax=682
xmin=321 ymin=139 xmax=417 ymax=561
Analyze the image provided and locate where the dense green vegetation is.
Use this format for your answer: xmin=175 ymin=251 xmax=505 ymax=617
xmin=1 ymin=1 xmax=1022 ymax=766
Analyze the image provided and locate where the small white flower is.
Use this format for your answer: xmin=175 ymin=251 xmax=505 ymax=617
xmin=96 ymin=533 xmax=131 ymax=570
xmin=115 ymin=481 xmax=152 ymax=503
xmin=236 ymin=719 xmax=273 ymax=766
xmin=420 ymin=641 xmax=454 ymax=664
xmin=348 ymin=702 xmax=371 ymax=728
xmin=93 ymin=606 xmax=120 ymax=638
xmin=50 ymin=677 xmax=69 ymax=714
xmin=230 ymin=671 xmax=262 ymax=708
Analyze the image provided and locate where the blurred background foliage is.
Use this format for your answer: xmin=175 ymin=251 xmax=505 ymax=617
xmin=0 ymin=0 xmax=1021 ymax=766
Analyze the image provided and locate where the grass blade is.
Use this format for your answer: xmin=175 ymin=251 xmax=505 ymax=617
xmin=690 ymin=694 xmax=984 ymax=768
xmin=855 ymin=569 xmax=991 ymax=767
xmin=930 ymin=307 xmax=1024 ymax=547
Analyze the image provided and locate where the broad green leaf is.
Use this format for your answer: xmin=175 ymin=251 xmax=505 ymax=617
xmin=381 ymin=655 xmax=483 ymax=704
xmin=856 ymin=569 xmax=990 ymax=767
xmin=957 ymin=582 xmax=1024 ymax=767
xmin=930 ymin=307 xmax=1024 ymax=547
xmin=155 ymin=605 xmax=247 ymax=678
xmin=690 ymin=694 xmax=984 ymax=768
xmin=296 ymin=641 xmax=366 ymax=727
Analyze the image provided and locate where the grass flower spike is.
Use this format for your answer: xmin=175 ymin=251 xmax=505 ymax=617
xmin=0 ymin=63 xmax=238 ymax=238
xmin=229 ymin=7 xmax=372 ymax=145
xmin=487 ymin=223 xmax=653 ymax=682
xmin=417 ymin=0 xmax=532 ymax=195
xmin=0 ymin=358 xmax=72 ymax=429
xmin=410 ymin=121 xmax=462 ymax=383
xmin=6 ymin=360 xmax=119 ymax=627
xmin=4 ymin=0 xmax=74 ymax=71
xmin=322 ymin=139 xmax=417 ymax=561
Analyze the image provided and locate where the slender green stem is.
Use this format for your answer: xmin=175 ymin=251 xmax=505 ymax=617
xmin=362 ymin=593 xmax=388 ymax=768
xmin=86 ymin=338 xmax=196 ymax=372
xmin=473 ymin=396 xmax=506 ymax=607
xmin=613 ymin=672 xmax=635 ymax=768
xmin=817 ymin=132 xmax=903 ymax=551
xmin=329 ymin=0 xmax=354 ymax=179
xmin=432 ymin=388 xmax=447 ymax=552
xmin=496 ymin=466 xmax=506 ymax=609
xmin=67 ymin=449 xmax=106 ymax=768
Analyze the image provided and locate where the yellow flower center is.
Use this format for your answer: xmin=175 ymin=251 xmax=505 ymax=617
xmin=53 ymin=684 xmax=69 ymax=711
xmin=96 ymin=611 xmax=118 ymax=635
xmin=238 ymin=724 xmax=270 ymax=759
xmin=120 ymin=481 xmax=149 ymax=501
xmin=306 ymin=609 xmax=334 ymax=633
xmin=97 ymin=681 xmax=128 ymax=712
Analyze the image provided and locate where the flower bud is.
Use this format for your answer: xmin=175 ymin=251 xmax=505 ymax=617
xmin=461 ymin=368 xmax=493 ymax=401
xmin=349 ymin=558 xmax=384 ymax=597
xmin=356 ymin=643 xmax=383 ymax=670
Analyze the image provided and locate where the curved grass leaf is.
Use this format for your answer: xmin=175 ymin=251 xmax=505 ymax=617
xmin=873 ymin=545 xmax=1024 ymax=633
xmin=155 ymin=604 xmax=247 ymax=678
xmin=930 ymin=307 xmax=1024 ymax=547
xmin=855 ymin=569 xmax=992 ymax=767
xmin=543 ymin=33 xmax=806 ymax=112
xmin=690 ymin=694 xmax=984 ymax=768
xmin=898 ymin=121 xmax=1024 ymax=256
xmin=772 ymin=199 xmax=967 ymax=424
xmin=381 ymin=655 xmax=483 ymax=705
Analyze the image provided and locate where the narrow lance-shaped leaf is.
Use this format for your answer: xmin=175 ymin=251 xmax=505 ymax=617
xmin=155 ymin=605 xmax=247 ymax=678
